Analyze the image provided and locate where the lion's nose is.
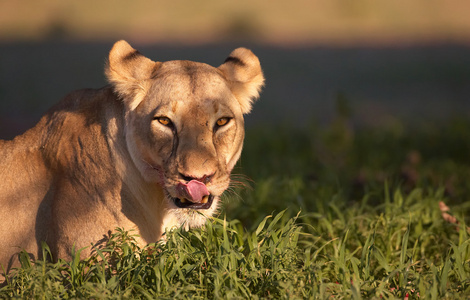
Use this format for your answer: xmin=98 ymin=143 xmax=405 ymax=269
xmin=179 ymin=172 xmax=215 ymax=184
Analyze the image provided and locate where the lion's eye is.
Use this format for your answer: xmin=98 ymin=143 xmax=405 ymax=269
xmin=155 ymin=117 xmax=172 ymax=127
xmin=216 ymin=117 xmax=230 ymax=127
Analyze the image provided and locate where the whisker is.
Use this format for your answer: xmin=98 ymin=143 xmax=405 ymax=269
xmin=229 ymin=181 xmax=251 ymax=191
xmin=230 ymin=173 xmax=254 ymax=183
xmin=221 ymin=187 xmax=243 ymax=202
xmin=229 ymin=173 xmax=254 ymax=191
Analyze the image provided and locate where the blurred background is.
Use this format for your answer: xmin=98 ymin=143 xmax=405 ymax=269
xmin=0 ymin=0 xmax=469 ymax=138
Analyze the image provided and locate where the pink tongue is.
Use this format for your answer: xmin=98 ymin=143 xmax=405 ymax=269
xmin=176 ymin=180 xmax=210 ymax=203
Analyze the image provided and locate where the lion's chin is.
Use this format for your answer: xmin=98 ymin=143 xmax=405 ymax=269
xmin=166 ymin=196 xmax=219 ymax=230
xmin=162 ymin=189 xmax=219 ymax=229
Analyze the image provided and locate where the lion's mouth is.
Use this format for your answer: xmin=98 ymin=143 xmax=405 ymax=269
xmin=172 ymin=194 xmax=214 ymax=210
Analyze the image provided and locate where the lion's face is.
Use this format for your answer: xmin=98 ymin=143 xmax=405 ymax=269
xmin=106 ymin=41 xmax=264 ymax=228
xmin=126 ymin=62 xmax=246 ymax=225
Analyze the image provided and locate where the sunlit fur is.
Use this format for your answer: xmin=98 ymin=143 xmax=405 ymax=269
xmin=0 ymin=40 xmax=264 ymax=277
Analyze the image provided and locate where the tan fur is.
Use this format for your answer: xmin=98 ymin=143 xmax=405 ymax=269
xmin=0 ymin=40 xmax=264 ymax=278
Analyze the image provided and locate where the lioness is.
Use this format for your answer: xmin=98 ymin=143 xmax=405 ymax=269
xmin=0 ymin=41 xmax=264 ymax=275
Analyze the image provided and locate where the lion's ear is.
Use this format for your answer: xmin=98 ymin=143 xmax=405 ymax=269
xmin=218 ymin=48 xmax=264 ymax=114
xmin=105 ymin=40 xmax=161 ymax=103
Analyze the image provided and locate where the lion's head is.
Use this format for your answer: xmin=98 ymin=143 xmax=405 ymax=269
xmin=105 ymin=41 xmax=264 ymax=229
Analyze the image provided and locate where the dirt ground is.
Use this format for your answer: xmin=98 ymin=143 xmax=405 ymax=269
xmin=1 ymin=41 xmax=469 ymax=139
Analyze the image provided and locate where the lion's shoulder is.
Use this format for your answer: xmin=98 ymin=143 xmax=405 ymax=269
xmin=1 ymin=86 xmax=121 ymax=176
xmin=38 ymin=87 xmax=121 ymax=166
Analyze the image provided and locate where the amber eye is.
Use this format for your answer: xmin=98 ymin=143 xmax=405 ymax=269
xmin=156 ymin=117 xmax=172 ymax=126
xmin=216 ymin=117 xmax=230 ymax=127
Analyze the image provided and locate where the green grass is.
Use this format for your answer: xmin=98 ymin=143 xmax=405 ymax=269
xmin=1 ymin=108 xmax=470 ymax=298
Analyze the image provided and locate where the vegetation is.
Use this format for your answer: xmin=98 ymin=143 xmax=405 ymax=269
xmin=1 ymin=105 xmax=470 ymax=298
xmin=2 ymin=0 xmax=470 ymax=45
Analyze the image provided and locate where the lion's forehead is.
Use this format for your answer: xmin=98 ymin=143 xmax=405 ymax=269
xmin=144 ymin=61 xmax=238 ymax=117
xmin=153 ymin=61 xmax=228 ymax=97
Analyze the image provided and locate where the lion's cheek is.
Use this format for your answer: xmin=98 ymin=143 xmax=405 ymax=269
xmin=215 ymin=125 xmax=244 ymax=173
xmin=215 ymin=139 xmax=242 ymax=174
xmin=126 ymin=133 xmax=172 ymax=183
